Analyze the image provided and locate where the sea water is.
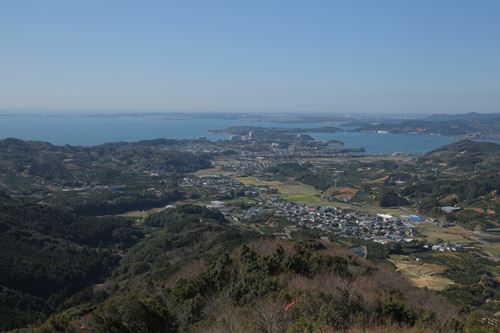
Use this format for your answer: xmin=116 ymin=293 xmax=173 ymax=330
xmin=0 ymin=114 xmax=457 ymax=154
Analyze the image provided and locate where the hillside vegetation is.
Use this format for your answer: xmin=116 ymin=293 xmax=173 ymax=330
xmin=0 ymin=204 xmax=143 ymax=331
xmin=10 ymin=205 xmax=498 ymax=333
xmin=1 ymin=137 xmax=500 ymax=332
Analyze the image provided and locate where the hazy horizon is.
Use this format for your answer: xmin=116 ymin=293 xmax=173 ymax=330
xmin=2 ymin=1 xmax=500 ymax=114
xmin=2 ymin=109 xmax=499 ymax=117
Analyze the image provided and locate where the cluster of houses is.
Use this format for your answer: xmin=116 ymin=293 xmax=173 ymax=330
xmin=428 ymin=243 xmax=464 ymax=252
xmin=153 ymin=134 xmax=353 ymax=159
xmin=216 ymin=194 xmax=420 ymax=244
xmin=180 ymin=175 xmax=270 ymax=200
xmin=219 ymin=159 xmax=271 ymax=177
xmin=157 ymin=139 xmax=227 ymax=154
xmin=234 ymin=144 xmax=356 ymax=159
xmin=160 ymin=172 xmax=469 ymax=254
xmin=181 ymin=174 xmax=466 ymax=251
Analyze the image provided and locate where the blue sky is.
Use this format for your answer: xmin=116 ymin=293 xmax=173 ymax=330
xmin=1 ymin=0 xmax=499 ymax=114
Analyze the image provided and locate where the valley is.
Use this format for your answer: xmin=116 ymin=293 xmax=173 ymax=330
xmin=0 ymin=127 xmax=499 ymax=332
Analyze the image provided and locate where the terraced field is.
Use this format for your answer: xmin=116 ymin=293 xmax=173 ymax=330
xmin=390 ymin=256 xmax=455 ymax=291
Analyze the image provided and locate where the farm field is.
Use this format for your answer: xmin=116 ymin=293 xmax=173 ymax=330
xmin=390 ymin=255 xmax=455 ymax=291
xmin=482 ymin=244 xmax=500 ymax=258
xmin=118 ymin=207 xmax=166 ymax=218
xmin=193 ymin=166 xmax=234 ymax=177
xmin=236 ymin=176 xmax=331 ymax=206
xmin=237 ymin=176 xmax=409 ymax=216
xmin=417 ymin=223 xmax=500 ymax=260
xmin=417 ymin=223 xmax=474 ymax=244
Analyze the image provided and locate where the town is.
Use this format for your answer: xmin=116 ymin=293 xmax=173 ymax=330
xmin=177 ymin=173 xmax=465 ymax=252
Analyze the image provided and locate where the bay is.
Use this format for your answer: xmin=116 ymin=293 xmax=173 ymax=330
xmin=0 ymin=115 xmax=457 ymax=154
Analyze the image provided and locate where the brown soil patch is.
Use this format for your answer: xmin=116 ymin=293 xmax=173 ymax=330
xmin=438 ymin=194 xmax=458 ymax=205
xmin=393 ymin=261 xmax=455 ymax=291
xmin=371 ymin=176 xmax=389 ymax=184
xmin=338 ymin=187 xmax=357 ymax=194
xmin=466 ymin=207 xmax=486 ymax=214
xmin=323 ymin=187 xmax=359 ymax=200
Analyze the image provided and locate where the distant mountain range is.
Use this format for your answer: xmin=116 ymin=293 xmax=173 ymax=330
xmin=425 ymin=112 xmax=500 ymax=122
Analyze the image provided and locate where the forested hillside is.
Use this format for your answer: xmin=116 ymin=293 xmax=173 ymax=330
xmin=1 ymin=138 xmax=499 ymax=332
xmin=2 ymin=205 xmax=494 ymax=333
xmin=0 ymin=204 xmax=143 ymax=331
xmin=0 ymin=138 xmax=212 ymax=191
